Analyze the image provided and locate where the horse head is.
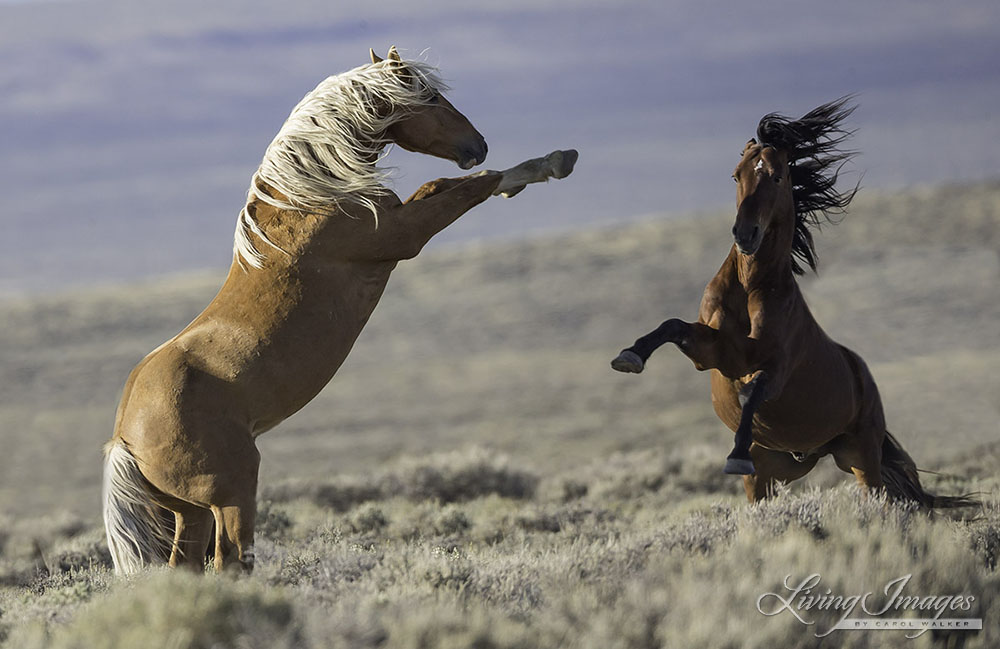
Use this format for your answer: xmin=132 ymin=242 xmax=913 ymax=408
xmin=731 ymin=139 xmax=793 ymax=256
xmin=732 ymin=98 xmax=858 ymax=274
xmin=371 ymin=47 xmax=487 ymax=170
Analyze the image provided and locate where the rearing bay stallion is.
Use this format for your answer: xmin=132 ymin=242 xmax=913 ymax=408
xmin=612 ymin=98 xmax=972 ymax=507
xmin=103 ymin=47 xmax=577 ymax=574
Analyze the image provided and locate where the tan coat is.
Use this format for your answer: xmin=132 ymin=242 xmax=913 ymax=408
xmin=103 ymin=47 xmax=577 ymax=574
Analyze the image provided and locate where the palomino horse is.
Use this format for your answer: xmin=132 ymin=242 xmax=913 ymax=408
xmin=103 ymin=47 xmax=577 ymax=574
xmin=612 ymin=98 xmax=972 ymax=507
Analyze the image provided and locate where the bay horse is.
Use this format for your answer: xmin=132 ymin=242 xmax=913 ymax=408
xmin=611 ymin=98 xmax=973 ymax=507
xmin=103 ymin=47 xmax=576 ymax=574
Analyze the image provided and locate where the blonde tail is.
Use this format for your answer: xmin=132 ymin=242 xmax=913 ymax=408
xmin=102 ymin=441 xmax=172 ymax=574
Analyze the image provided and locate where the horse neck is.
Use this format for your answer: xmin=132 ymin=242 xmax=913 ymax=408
xmin=249 ymin=147 xmax=388 ymax=256
xmin=736 ymin=211 xmax=796 ymax=291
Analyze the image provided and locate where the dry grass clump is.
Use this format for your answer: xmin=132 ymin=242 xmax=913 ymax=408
xmin=0 ymin=453 xmax=996 ymax=648
xmin=264 ymin=446 xmax=538 ymax=512
xmin=7 ymin=571 xmax=300 ymax=649
xmin=0 ymin=514 xmax=109 ymax=589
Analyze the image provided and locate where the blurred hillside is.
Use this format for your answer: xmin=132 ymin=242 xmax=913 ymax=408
xmin=0 ymin=178 xmax=997 ymax=520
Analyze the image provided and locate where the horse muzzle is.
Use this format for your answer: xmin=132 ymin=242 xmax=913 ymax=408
xmin=457 ymin=137 xmax=488 ymax=170
xmin=733 ymin=223 xmax=762 ymax=255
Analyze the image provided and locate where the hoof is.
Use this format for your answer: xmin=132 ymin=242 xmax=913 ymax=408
xmin=723 ymin=457 xmax=755 ymax=475
xmin=611 ymin=350 xmax=644 ymax=373
xmin=549 ymin=149 xmax=579 ymax=179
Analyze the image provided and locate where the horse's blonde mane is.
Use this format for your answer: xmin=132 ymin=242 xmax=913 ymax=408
xmin=234 ymin=57 xmax=447 ymax=268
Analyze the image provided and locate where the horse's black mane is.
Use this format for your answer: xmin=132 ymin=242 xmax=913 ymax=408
xmin=756 ymin=96 xmax=859 ymax=275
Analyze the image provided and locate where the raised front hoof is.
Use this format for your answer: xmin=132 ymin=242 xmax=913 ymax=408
xmin=610 ymin=350 xmax=644 ymax=373
xmin=723 ymin=457 xmax=756 ymax=475
xmin=548 ymin=149 xmax=579 ymax=179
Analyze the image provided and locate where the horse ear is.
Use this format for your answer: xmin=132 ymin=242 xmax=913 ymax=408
xmin=743 ymin=138 xmax=757 ymax=154
xmin=370 ymin=48 xmax=383 ymax=64
xmin=387 ymin=46 xmax=401 ymax=62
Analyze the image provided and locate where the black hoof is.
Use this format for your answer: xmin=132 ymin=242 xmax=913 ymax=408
xmin=551 ymin=149 xmax=579 ymax=179
xmin=610 ymin=350 xmax=644 ymax=373
xmin=723 ymin=457 xmax=755 ymax=475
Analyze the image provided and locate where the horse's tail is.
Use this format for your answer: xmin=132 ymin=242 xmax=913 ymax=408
xmin=102 ymin=440 xmax=173 ymax=574
xmin=880 ymin=431 xmax=978 ymax=509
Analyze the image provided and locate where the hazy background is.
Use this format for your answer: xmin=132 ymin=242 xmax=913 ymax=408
xmin=1 ymin=0 xmax=998 ymax=296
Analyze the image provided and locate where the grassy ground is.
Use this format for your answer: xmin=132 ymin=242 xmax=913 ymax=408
xmin=0 ymin=179 xmax=998 ymax=646
xmin=0 ymin=449 xmax=997 ymax=648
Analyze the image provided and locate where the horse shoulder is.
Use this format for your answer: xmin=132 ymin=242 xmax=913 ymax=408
xmin=699 ymin=253 xmax=741 ymax=328
xmin=745 ymin=275 xmax=803 ymax=337
xmin=314 ymin=193 xmax=443 ymax=262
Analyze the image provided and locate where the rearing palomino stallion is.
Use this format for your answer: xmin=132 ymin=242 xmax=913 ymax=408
xmin=612 ymin=98 xmax=972 ymax=507
xmin=103 ymin=47 xmax=577 ymax=574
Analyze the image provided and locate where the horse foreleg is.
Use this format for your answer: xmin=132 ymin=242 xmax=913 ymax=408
xmin=404 ymin=175 xmax=491 ymax=202
xmin=724 ymin=371 xmax=769 ymax=474
xmin=384 ymin=150 xmax=577 ymax=261
xmin=485 ymin=149 xmax=578 ymax=198
xmin=612 ymin=320 xmax=773 ymax=475
xmin=369 ymin=172 xmax=504 ymax=261
xmin=611 ymin=318 xmax=687 ymax=373
xmin=611 ymin=319 xmax=748 ymax=374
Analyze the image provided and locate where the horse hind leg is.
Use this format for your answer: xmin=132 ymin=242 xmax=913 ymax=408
xmin=830 ymin=346 xmax=888 ymax=495
xmin=742 ymin=443 xmax=820 ymax=502
xmin=830 ymin=381 xmax=887 ymax=495
xmin=168 ymin=504 xmax=214 ymax=572
xmin=211 ymin=497 xmax=257 ymax=574
xmin=830 ymin=429 xmax=885 ymax=495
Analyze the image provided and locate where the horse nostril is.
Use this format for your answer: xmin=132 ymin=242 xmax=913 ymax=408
xmin=732 ymin=225 xmax=738 ymax=237
xmin=462 ymin=138 xmax=488 ymax=167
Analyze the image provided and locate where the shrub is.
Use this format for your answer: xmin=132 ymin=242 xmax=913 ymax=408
xmin=7 ymin=570 xmax=302 ymax=649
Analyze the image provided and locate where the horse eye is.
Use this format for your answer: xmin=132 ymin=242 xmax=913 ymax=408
xmin=732 ymin=175 xmax=738 ymax=183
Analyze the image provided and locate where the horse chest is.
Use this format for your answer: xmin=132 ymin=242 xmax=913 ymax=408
xmin=198 ymin=261 xmax=398 ymax=430
xmin=273 ymin=265 xmax=393 ymax=376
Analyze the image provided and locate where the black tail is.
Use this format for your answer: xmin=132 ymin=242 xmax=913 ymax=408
xmin=880 ymin=432 xmax=978 ymax=509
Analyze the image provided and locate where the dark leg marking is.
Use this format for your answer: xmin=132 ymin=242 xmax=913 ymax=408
xmin=611 ymin=319 xmax=687 ymax=373
xmin=724 ymin=372 xmax=769 ymax=475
